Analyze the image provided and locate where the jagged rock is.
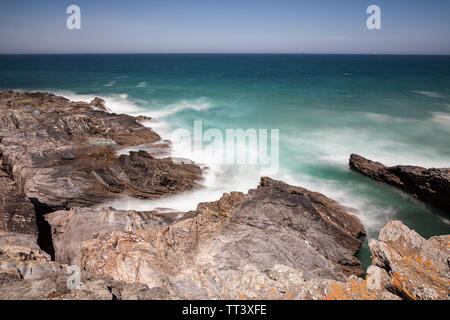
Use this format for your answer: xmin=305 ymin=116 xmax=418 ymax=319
xmin=0 ymin=264 xmax=171 ymax=300
xmin=349 ymin=154 xmax=450 ymax=213
xmin=89 ymin=97 xmax=107 ymax=111
xmin=0 ymin=232 xmax=173 ymax=300
xmin=52 ymin=177 xmax=367 ymax=299
xmin=0 ymin=231 xmax=54 ymax=281
xmin=135 ymin=115 xmax=152 ymax=122
xmin=369 ymin=220 xmax=450 ymax=300
xmin=0 ymin=90 xmax=202 ymax=210
xmin=0 ymin=169 xmax=36 ymax=235
xmin=45 ymin=206 xmax=184 ymax=265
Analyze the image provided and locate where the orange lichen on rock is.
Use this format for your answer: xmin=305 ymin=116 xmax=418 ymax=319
xmin=391 ymin=271 xmax=417 ymax=300
xmin=323 ymin=281 xmax=350 ymax=300
xmin=324 ymin=279 xmax=380 ymax=300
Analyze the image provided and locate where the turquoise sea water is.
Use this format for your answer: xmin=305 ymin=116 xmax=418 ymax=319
xmin=1 ymin=54 xmax=449 ymax=270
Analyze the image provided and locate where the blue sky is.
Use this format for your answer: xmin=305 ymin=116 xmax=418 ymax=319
xmin=0 ymin=0 xmax=449 ymax=54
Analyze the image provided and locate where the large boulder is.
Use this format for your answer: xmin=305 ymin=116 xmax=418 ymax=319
xmin=349 ymin=154 xmax=450 ymax=213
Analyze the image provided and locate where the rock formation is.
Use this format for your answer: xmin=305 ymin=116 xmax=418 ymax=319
xmin=0 ymin=232 xmax=171 ymax=300
xmin=0 ymin=91 xmax=448 ymax=300
xmin=369 ymin=220 xmax=449 ymax=300
xmin=45 ymin=177 xmax=366 ymax=299
xmin=349 ymin=154 xmax=450 ymax=213
xmin=0 ymin=90 xmax=202 ymax=210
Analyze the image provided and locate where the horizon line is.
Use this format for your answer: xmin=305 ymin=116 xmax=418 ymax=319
xmin=1 ymin=52 xmax=450 ymax=56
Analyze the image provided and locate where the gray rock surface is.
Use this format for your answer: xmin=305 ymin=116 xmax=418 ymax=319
xmin=47 ymin=177 xmax=366 ymax=299
xmin=0 ymin=231 xmax=171 ymax=300
xmin=45 ymin=206 xmax=183 ymax=265
xmin=349 ymin=154 xmax=450 ymax=213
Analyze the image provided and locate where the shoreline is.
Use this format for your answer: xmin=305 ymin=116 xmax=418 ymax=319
xmin=0 ymin=90 xmax=448 ymax=300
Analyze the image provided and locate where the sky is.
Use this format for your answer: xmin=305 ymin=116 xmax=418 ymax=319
xmin=0 ymin=0 xmax=449 ymax=54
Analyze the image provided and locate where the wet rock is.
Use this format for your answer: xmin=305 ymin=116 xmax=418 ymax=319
xmin=349 ymin=154 xmax=450 ymax=213
xmin=89 ymin=97 xmax=107 ymax=111
xmin=136 ymin=115 xmax=152 ymax=122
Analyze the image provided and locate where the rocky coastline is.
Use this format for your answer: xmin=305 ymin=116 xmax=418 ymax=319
xmin=0 ymin=91 xmax=448 ymax=300
xmin=350 ymin=154 xmax=450 ymax=214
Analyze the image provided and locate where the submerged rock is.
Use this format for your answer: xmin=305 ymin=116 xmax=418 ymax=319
xmin=349 ymin=154 xmax=450 ymax=213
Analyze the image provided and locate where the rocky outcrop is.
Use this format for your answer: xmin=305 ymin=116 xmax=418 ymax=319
xmin=2 ymin=185 xmax=448 ymax=300
xmin=369 ymin=220 xmax=450 ymax=300
xmin=305 ymin=220 xmax=449 ymax=300
xmin=0 ymin=90 xmax=202 ymax=210
xmin=45 ymin=177 xmax=366 ymax=299
xmin=349 ymin=154 xmax=450 ymax=213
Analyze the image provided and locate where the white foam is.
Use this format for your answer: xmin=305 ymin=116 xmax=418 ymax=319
xmin=286 ymin=127 xmax=450 ymax=169
xmin=363 ymin=112 xmax=406 ymax=123
xmin=30 ymin=89 xmax=447 ymax=236
xmin=412 ymin=91 xmax=444 ymax=98
xmin=53 ymin=90 xmax=145 ymax=114
xmin=431 ymin=112 xmax=450 ymax=130
xmin=150 ymin=97 xmax=213 ymax=118
xmin=137 ymin=82 xmax=148 ymax=88
xmin=364 ymin=112 xmax=393 ymax=122
xmin=104 ymin=80 xmax=116 ymax=87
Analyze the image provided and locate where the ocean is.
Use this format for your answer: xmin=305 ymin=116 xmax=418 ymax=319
xmin=1 ymin=54 xmax=449 ymax=270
